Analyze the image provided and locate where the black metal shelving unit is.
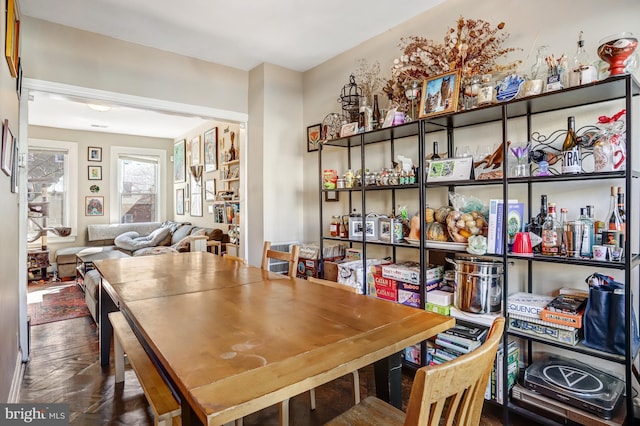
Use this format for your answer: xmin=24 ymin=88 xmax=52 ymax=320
xmin=318 ymin=74 xmax=639 ymax=425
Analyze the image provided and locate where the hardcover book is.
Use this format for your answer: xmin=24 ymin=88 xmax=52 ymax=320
xmin=507 ymin=292 xmax=554 ymax=319
xmin=545 ymin=294 xmax=587 ymax=314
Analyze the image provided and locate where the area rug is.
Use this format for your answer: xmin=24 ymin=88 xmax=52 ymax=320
xmin=27 ymin=282 xmax=90 ymax=325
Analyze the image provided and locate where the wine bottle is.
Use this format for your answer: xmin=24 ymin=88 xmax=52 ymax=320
xmin=606 ymin=186 xmax=624 ymax=246
xmin=561 ymin=116 xmax=581 ymax=174
xmin=617 ymin=186 xmax=626 ymax=235
xmin=372 ymin=95 xmax=381 ymax=130
xmin=432 ymin=141 xmax=441 ymax=159
xmin=530 ymin=194 xmax=547 ymax=253
xmin=541 ymin=203 xmax=562 ymax=256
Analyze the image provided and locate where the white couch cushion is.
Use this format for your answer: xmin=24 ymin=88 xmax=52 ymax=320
xmin=114 ymin=227 xmax=171 ymax=251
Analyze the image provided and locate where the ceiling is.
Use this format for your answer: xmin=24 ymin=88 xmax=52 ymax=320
xmin=20 ymin=0 xmax=445 ymax=138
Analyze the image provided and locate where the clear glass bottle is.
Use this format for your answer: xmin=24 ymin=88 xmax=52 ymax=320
xmin=541 ymin=203 xmax=562 ymax=256
xmin=570 ymin=31 xmax=597 ymax=87
xmin=587 ymin=204 xmax=605 ymax=245
xmin=330 ymin=216 xmax=340 ymax=237
xmin=359 ymin=98 xmax=372 ymax=132
xmin=559 ymin=207 xmax=569 ymax=256
xmin=530 ymin=45 xmax=549 ymax=93
xmin=579 ymin=207 xmax=594 ymax=258
xmin=561 ymin=116 xmax=582 ymax=174
xmin=607 ymin=185 xmax=624 ymax=237
xmin=477 ymin=74 xmax=494 ymax=106
xmin=372 ymin=95 xmax=381 ymax=130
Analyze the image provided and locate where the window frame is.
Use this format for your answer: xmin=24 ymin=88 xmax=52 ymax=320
xmin=27 ymin=138 xmax=78 ymax=243
xmin=110 ymin=146 xmax=166 ymax=223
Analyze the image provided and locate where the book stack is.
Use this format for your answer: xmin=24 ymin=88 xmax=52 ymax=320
xmin=540 ymin=294 xmax=587 ymax=329
xmin=508 ymin=292 xmax=582 ymax=346
xmin=487 ymin=199 xmax=525 ymax=254
xmin=485 ymin=340 xmax=519 ymax=404
xmin=431 ymin=321 xmax=488 ymax=365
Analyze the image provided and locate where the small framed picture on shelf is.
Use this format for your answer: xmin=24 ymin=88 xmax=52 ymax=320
xmin=88 ymin=165 xmax=102 ymax=180
xmin=340 ymin=122 xmax=358 ymax=138
xmin=324 ymin=191 xmax=339 ymax=202
xmin=88 ymin=146 xmax=102 ymax=162
xmin=307 ymin=123 xmax=321 ymax=152
xmin=419 ymin=70 xmax=460 ymax=119
xmin=85 ymin=196 xmax=104 ymax=216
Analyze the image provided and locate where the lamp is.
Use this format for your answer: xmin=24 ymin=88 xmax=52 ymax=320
xmin=404 ymin=81 xmax=420 ymax=121
xmin=190 ymin=164 xmax=203 ymax=182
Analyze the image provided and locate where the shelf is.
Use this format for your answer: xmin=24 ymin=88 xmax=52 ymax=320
xmin=323 ymin=121 xmax=421 ymax=148
xmin=505 ymin=253 xmax=635 ymax=270
xmin=325 ymin=183 xmax=419 ymax=192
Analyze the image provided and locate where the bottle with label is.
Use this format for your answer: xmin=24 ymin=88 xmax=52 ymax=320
xmin=617 ymin=187 xmax=626 ymax=235
xmin=561 ymin=116 xmax=582 ymax=174
xmin=579 ymin=207 xmax=594 ymax=258
xmin=372 ymin=95 xmax=381 ymax=130
xmin=432 ymin=141 xmax=441 ymax=160
xmin=559 ymin=207 xmax=569 ymax=256
xmin=607 ymin=186 xmax=624 ymax=241
xmin=359 ymin=98 xmax=373 ymax=132
xmin=477 ymin=74 xmax=494 ymax=106
xmin=529 ymin=194 xmax=548 ymax=253
xmin=587 ymin=204 xmax=605 ymax=245
xmin=330 ymin=216 xmax=340 ymax=237
xmin=570 ymin=31 xmax=597 ymax=87
xmin=541 ymin=203 xmax=562 ymax=256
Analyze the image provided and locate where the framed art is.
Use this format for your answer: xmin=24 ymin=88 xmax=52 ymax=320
xmin=85 ymin=196 xmax=104 ymax=216
xmin=176 ymin=188 xmax=185 ymax=215
xmin=5 ymin=0 xmax=20 ymax=78
xmin=419 ymin=70 xmax=461 ymax=119
xmin=190 ymin=192 xmax=203 ymax=217
xmin=204 ymin=179 xmax=216 ymax=201
xmin=88 ymin=165 xmax=102 ymax=180
xmin=1 ymin=119 xmax=14 ymax=176
xmin=88 ymin=146 xmax=102 ymax=162
xmin=204 ymin=128 xmax=218 ymax=172
xmin=191 ymin=135 xmax=201 ymax=165
xmin=307 ymin=123 xmax=321 ymax=152
xmin=340 ymin=122 xmax=358 ymax=138
xmin=173 ymin=139 xmax=186 ymax=183
xmin=324 ymin=191 xmax=339 ymax=202
xmin=10 ymin=141 xmax=17 ymax=193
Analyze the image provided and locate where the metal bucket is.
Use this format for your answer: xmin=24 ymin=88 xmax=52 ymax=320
xmin=446 ymin=256 xmax=504 ymax=313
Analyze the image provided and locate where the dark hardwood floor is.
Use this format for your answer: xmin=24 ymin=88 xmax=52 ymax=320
xmin=19 ymin=315 xmax=539 ymax=425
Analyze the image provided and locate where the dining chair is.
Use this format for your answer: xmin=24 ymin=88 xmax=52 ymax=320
xmin=261 ymin=241 xmax=299 ymax=277
xmin=325 ymin=317 xmax=505 ymax=426
xmin=223 ymin=253 xmax=247 ymax=265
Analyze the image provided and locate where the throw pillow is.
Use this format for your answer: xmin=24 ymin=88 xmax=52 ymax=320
xmin=114 ymin=231 xmax=141 ymax=251
xmin=172 ymin=228 xmax=206 ymax=252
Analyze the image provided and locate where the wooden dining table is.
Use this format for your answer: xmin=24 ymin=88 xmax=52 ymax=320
xmin=94 ymin=252 xmax=454 ymax=426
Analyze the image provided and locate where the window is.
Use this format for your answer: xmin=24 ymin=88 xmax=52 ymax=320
xmin=27 ymin=139 xmax=78 ymax=243
xmin=110 ymin=146 xmax=166 ymax=223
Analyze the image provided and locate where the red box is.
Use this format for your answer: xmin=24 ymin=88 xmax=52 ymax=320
xmin=372 ymin=274 xmax=398 ymax=301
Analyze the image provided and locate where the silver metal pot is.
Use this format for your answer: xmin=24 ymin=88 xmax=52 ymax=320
xmin=446 ymin=256 xmax=504 ymax=314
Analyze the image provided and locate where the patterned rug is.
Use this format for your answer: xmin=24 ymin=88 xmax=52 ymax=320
xmin=27 ymin=281 xmax=91 ymax=325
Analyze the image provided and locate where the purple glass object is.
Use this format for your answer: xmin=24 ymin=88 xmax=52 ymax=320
xmin=536 ymin=160 xmax=551 ymax=176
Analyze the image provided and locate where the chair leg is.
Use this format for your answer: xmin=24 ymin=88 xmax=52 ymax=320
xmin=352 ymin=370 xmax=360 ymax=404
xmin=114 ymin=336 xmax=124 ymax=383
xmin=234 ymin=419 xmax=243 ymax=426
xmin=309 ymin=388 xmax=316 ymax=410
xmin=279 ymin=399 xmax=289 ymax=426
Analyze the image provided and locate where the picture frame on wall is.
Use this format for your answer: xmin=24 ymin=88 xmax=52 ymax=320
xmin=204 ymin=128 xmax=218 ymax=172
xmin=88 ymin=165 xmax=102 ymax=180
xmin=190 ymin=192 xmax=203 ymax=217
xmin=1 ymin=119 xmax=14 ymax=176
xmin=191 ymin=135 xmax=201 ymax=165
xmin=307 ymin=123 xmax=321 ymax=152
xmin=4 ymin=0 xmax=20 ymax=78
xmin=204 ymin=179 xmax=216 ymax=201
xmin=88 ymin=146 xmax=102 ymax=162
xmin=419 ymin=70 xmax=460 ymax=119
xmin=176 ymin=188 xmax=185 ymax=215
xmin=85 ymin=196 xmax=104 ymax=216
xmin=10 ymin=141 xmax=18 ymax=193
xmin=173 ymin=139 xmax=186 ymax=183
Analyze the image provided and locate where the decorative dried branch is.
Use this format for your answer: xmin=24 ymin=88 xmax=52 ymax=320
xmin=353 ymin=59 xmax=385 ymax=102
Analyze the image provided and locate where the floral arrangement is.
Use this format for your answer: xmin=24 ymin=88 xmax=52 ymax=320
xmin=383 ymin=16 xmax=521 ymax=112
xmin=353 ymin=59 xmax=385 ymax=103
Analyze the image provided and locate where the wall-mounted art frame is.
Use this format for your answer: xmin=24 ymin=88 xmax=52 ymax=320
xmin=5 ymin=0 xmax=20 ymax=78
xmin=204 ymin=127 xmax=218 ymax=172
xmin=191 ymin=135 xmax=201 ymax=165
xmin=307 ymin=123 xmax=321 ymax=152
xmin=419 ymin=70 xmax=460 ymax=119
xmin=1 ymin=119 xmax=14 ymax=176
xmin=88 ymin=165 xmax=102 ymax=180
xmin=10 ymin=140 xmax=18 ymax=193
xmin=88 ymin=146 xmax=102 ymax=162
xmin=204 ymin=179 xmax=216 ymax=201
xmin=176 ymin=188 xmax=185 ymax=215
xmin=173 ymin=139 xmax=186 ymax=183
xmin=324 ymin=191 xmax=339 ymax=202
xmin=85 ymin=196 xmax=104 ymax=216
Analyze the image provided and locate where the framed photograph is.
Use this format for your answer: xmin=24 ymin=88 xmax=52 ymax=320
xmin=173 ymin=139 xmax=186 ymax=183
xmin=190 ymin=192 xmax=203 ymax=217
xmin=10 ymin=141 xmax=17 ymax=193
xmin=203 ymin=128 xmax=218 ymax=172
xmin=88 ymin=165 xmax=102 ymax=180
xmin=1 ymin=119 xmax=14 ymax=176
xmin=175 ymin=188 xmax=185 ymax=215
xmin=191 ymin=135 xmax=201 ymax=165
xmin=5 ymin=0 xmax=20 ymax=78
xmin=88 ymin=146 xmax=102 ymax=162
xmin=419 ymin=70 xmax=461 ymax=119
xmin=307 ymin=123 xmax=321 ymax=152
xmin=340 ymin=122 xmax=358 ymax=138
xmin=382 ymin=108 xmax=397 ymax=128
xmin=204 ymin=179 xmax=216 ymax=201
xmin=85 ymin=196 xmax=104 ymax=216
xmin=324 ymin=190 xmax=339 ymax=202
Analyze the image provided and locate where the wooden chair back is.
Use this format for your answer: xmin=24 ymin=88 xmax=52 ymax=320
xmin=403 ymin=317 xmax=505 ymax=426
xmin=223 ymin=254 xmax=247 ymax=265
xmin=307 ymin=277 xmax=358 ymax=294
xmin=261 ymin=241 xmax=299 ymax=277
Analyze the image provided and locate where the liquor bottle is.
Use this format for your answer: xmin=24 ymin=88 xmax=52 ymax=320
xmin=570 ymin=31 xmax=596 ymax=87
xmin=607 ymin=186 xmax=624 ymax=241
xmin=432 ymin=141 xmax=441 ymax=159
xmin=372 ymin=95 xmax=381 ymax=130
xmin=559 ymin=207 xmax=568 ymax=256
xmin=541 ymin=203 xmax=562 ymax=256
xmin=617 ymin=187 xmax=626 ymax=235
xmin=360 ymin=97 xmax=373 ymax=132
xmin=561 ymin=116 xmax=582 ymax=174
xmin=529 ymin=195 xmax=548 ymax=253
xmin=579 ymin=207 xmax=594 ymax=258
xmin=587 ymin=204 xmax=605 ymax=245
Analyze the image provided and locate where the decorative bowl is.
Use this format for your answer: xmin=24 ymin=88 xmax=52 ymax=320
xmin=597 ymin=32 xmax=638 ymax=76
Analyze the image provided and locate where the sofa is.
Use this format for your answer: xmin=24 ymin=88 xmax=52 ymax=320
xmin=55 ymin=221 xmax=228 ymax=323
